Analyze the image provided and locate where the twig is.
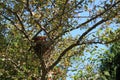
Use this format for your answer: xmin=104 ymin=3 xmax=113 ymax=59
xmin=2 ymin=15 xmax=31 ymax=42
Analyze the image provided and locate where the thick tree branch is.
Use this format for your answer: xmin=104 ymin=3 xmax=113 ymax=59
xmin=48 ymin=43 xmax=78 ymax=70
xmin=39 ymin=55 xmax=47 ymax=80
xmin=77 ymin=19 xmax=108 ymax=44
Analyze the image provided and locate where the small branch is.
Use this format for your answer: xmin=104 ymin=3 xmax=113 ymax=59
xmin=26 ymin=0 xmax=29 ymax=7
xmin=61 ymin=0 xmax=69 ymax=15
xmin=26 ymin=0 xmax=33 ymax=16
xmin=81 ymin=36 xmax=120 ymax=45
xmin=58 ymin=0 xmax=69 ymax=26
xmin=4 ymin=7 xmax=25 ymax=31
xmin=10 ymin=59 xmax=24 ymax=71
xmin=15 ymin=13 xmax=25 ymax=31
xmin=3 ymin=57 xmax=24 ymax=72
xmin=3 ymin=6 xmax=30 ymax=41
xmin=105 ymin=37 xmax=120 ymax=44
xmin=2 ymin=15 xmax=31 ymax=42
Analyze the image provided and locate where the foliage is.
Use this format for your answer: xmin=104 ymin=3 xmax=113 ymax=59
xmin=0 ymin=0 xmax=120 ymax=79
xmin=98 ymin=40 xmax=120 ymax=80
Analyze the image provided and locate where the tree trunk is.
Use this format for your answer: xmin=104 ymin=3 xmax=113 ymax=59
xmin=116 ymin=66 xmax=120 ymax=80
xmin=40 ymin=71 xmax=47 ymax=80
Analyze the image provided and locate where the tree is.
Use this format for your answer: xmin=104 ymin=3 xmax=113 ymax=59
xmin=99 ymin=40 xmax=120 ymax=80
xmin=0 ymin=0 xmax=120 ymax=79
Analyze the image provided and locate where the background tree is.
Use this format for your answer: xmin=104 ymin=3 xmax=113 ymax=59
xmin=99 ymin=41 xmax=120 ymax=80
xmin=0 ymin=0 xmax=120 ymax=79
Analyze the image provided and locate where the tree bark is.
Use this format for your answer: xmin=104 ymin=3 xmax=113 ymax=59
xmin=116 ymin=66 xmax=120 ymax=80
xmin=40 ymin=71 xmax=47 ymax=80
